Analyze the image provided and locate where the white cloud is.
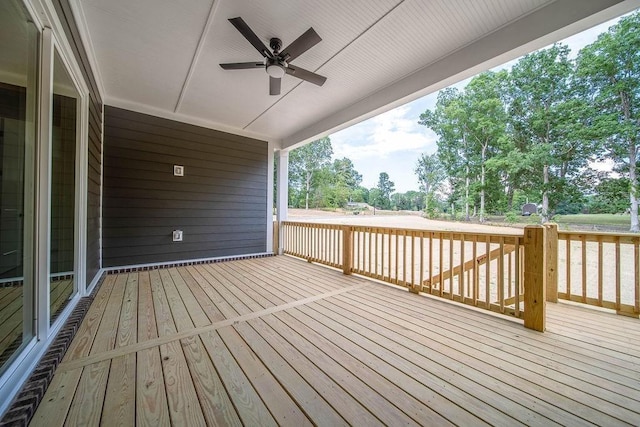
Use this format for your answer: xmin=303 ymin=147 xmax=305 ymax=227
xmin=590 ymin=158 xmax=616 ymax=173
xmin=331 ymin=105 xmax=438 ymax=160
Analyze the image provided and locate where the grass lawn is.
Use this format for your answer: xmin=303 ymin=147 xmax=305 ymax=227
xmin=553 ymin=213 xmax=632 ymax=227
xmin=483 ymin=213 xmax=634 ymax=232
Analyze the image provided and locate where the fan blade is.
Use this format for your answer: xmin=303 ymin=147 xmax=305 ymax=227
xmin=269 ymin=77 xmax=281 ymax=95
xmin=228 ymin=17 xmax=272 ymax=58
xmin=286 ymin=65 xmax=326 ymax=86
xmin=279 ymin=28 xmax=321 ymax=62
xmin=220 ymin=62 xmax=264 ymax=70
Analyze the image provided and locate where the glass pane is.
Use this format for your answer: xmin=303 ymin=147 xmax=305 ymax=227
xmin=50 ymin=51 xmax=78 ymax=324
xmin=0 ymin=0 xmax=38 ymax=374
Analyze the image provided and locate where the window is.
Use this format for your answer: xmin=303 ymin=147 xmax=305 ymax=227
xmin=49 ymin=50 xmax=79 ymax=324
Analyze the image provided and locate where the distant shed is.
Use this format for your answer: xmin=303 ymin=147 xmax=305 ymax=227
xmin=522 ymin=203 xmax=537 ymax=216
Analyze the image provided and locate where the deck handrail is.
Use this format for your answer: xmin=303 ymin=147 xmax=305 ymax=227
xmin=279 ymin=220 xmax=640 ymax=328
xmin=557 ymin=230 xmax=640 ymax=317
xmin=280 ymin=221 xmax=551 ymax=330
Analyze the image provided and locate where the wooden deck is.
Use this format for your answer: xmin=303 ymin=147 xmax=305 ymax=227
xmin=31 ymin=256 xmax=640 ymax=426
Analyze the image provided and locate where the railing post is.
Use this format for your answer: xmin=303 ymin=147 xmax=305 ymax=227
xmin=273 ymin=221 xmax=279 ymax=255
xmin=342 ymin=226 xmax=352 ymax=275
xmin=524 ymin=225 xmax=546 ymax=332
xmin=544 ymin=223 xmax=558 ymax=303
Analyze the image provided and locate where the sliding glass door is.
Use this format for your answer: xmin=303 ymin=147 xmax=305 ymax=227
xmin=49 ymin=51 xmax=79 ymax=324
xmin=0 ymin=0 xmax=38 ymax=374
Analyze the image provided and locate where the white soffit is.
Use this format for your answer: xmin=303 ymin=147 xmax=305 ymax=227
xmin=77 ymin=0 xmax=640 ymax=147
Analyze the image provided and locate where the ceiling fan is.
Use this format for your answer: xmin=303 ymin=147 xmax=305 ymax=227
xmin=220 ymin=17 xmax=327 ymax=95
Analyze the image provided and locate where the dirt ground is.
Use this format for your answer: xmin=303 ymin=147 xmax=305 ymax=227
xmin=287 ymin=208 xmax=523 ymax=234
xmin=284 ymin=209 xmax=638 ymax=308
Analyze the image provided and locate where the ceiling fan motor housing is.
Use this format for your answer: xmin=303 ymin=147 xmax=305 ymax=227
xmin=270 ymin=38 xmax=282 ymax=54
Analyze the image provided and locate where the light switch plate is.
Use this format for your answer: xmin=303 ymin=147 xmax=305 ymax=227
xmin=173 ymin=165 xmax=184 ymax=176
xmin=172 ymin=230 xmax=183 ymax=242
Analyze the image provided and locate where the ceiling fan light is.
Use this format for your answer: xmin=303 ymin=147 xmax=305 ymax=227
xmin=266 ymin=63 xmax=285 ymax=78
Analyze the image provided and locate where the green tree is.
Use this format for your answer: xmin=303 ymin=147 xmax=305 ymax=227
xmin=368 ymin=188 xmax=383 ymax=210
xmin=576 ymin=12 xmax=640 ymax=231
xmin=508 ymin=44 xmax=580 ymax=222
xmin=376 ymin=172 xmax=395 ymax=209
xmin=589 ymin=177 xmax=630 ymax=214
xmin=288 ymin=137 xmax=333 ymax=209
xmin=332 ymin=158 xmax=362 ymax=191
xmin=351 ymin=186 xmax=369 ymax=203
xmin=405 ymin=190 xmax=427 ymax=211
xmin=462 ymin=71 xmax=509 ymax=222
xmin=419 ymin=72 xmax=509 ymax=221
xmin=415 ymin=153 xmax=446 ymax=215
xmin=419 ymin=88 xmax=474 ymax=220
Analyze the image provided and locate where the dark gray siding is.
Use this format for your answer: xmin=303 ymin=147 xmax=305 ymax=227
xmin=102 ymin=106 xmax=268 ymax=267
xmin=53 ymin=0 xmax=103 ymax=285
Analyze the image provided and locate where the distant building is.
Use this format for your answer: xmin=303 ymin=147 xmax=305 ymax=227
xmin=346 ymin=202 xmax=368 ymax=209
xmin=522 ymin=203 xmax=537 ymax=216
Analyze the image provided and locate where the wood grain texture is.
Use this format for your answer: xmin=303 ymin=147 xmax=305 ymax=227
xmin=234 ymin=320 xmax=348 ymax=426
xmin=201 ymin=329 xmax=278 ymax=427
xmin=245 ymin=317 xmax=377 ymax=426
xmin=159 ymin=340 xmax=206 ymax=426
xmin=151 ymin=269 xmax=206 ymax=426
xmin=31 ymin=368 xmax=83 ymax=427
xmin=117 ymin=273 xmax=138 ymax=347
xmin=524 ymin=226 xmax=546 ymax=331
xmin=167 ymin=268 xmax=242 ymax=426
xmin=218 ymin=326 xmax=312 ymax=426
xmin=63 ymin=361 xmax=110 ymax=426
xmin=137 ymin=271 xmax=158 ymax=342
xmin=90 ymin=274 xmax=128 ymax=354
xmin=136 ymin=348 xmax=170 ymax=427
xmin=181 ymin=335 xmax=243 ymax=426
xmin=102 ymin=354 xmax=136 ymax=426
xmin=63 ymin=274 xmax=116 ymax=361
xmin=39 ymin=257 xmax=640 ymax=426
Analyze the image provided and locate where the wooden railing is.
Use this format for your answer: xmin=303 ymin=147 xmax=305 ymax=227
xmin=557 ymin=231 xmax=640 ymax=317
xmin=278 ymin=221 xmax=640 ymax=327
xmin=281 ymin=221 xmax=546 ymax=327
xmin=350 ymin=227 xmax=526 ymax=316
xmin=282 ymin=222 xmax=344 ymax=269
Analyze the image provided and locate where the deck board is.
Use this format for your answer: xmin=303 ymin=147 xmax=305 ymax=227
xmin=201 ymin=329 xmax=277 ymax=427
xmin=135 ymin=271 xmax=169 ymax=426
xmin=297 ymin=302 xmax=538 ymax=425
xmin=336 ymin=292 xmax=638 ymax=425
xmin=245 ymin=317 xmax=380 ymax=426
xmin=32 ymin=256 xmax=640 ymax=426
xmin=101 ymin=354 xmax=135 ymax=426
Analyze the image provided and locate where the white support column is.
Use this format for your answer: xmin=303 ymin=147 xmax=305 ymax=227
xmin=276 ymin=150 xmax=289 ymax=255
xmin=266 ymin=141 xmax=275 ymax=253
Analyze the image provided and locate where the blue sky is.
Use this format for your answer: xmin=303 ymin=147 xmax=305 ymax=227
xmin=329 ymin=17 xmax=620 ymax=193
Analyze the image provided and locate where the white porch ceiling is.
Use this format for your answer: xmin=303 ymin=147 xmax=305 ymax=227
xmin=75 ymin=0 xmax=639 ymax=149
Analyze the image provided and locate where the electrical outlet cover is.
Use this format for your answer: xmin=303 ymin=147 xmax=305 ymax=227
xmin=172 ymin=230 xmax=183 ymax=242
xmin=173 ymin=165 xmax=184 ymax=176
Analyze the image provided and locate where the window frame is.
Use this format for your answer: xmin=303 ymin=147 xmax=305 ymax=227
xmin=0 ymin=0 xmax=90 ymax=414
